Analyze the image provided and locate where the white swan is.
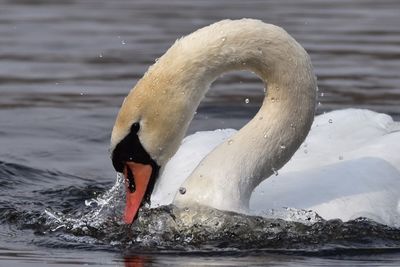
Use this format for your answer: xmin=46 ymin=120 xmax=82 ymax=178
xmin=110 ymin=19 xmax=400 ymax=226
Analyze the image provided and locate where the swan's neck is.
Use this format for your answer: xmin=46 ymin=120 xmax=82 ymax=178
xmin=133 ymin=19 xmax=316 ymax=211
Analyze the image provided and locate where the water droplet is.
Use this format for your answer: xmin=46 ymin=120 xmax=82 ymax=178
xmin=280 ymin=144 xmax=286 ymax=149
xmin=257 ymin=47 xmax=263 ymax=54
xmin=179 ymin=187 xmax=186 ymax=195
xmin=99 ymin=53 xmax=103 ymax=58
xmin=80 ymin=92 xmax=84 ymax=96
xmin=304 ymin=143 xmax=308 ymax=148
xmin=259 ymin=116 xmax=263 ymax=120
xmin=155 ymin=57 xmax=159 ymax=62
xmin=121 ymin=40 xmax=126 ymax=45
xmin=221 ymin=37 xmax=226 ymax=42
xmin=339 ymin=155 xmax=344 ymax=160
xmin=263 ymin=87 xmax=267 ymax=93
xmin=290 ymin=123 xmax=295 ymax=128
xmin=242 ymin=62 xmax=246 ymax=66
xmin=318 ymin=102 xmax=322 ymax=107
xmin=304 ymin=149 xmax=308 ymax=154
xmin=320 ymin=92 xmax=324 ymax=97
xmin=263 ymin=133 xmax=268 ymax=138
xmin=228 ymin=139 xmax=233 ymax=145
xmin=272 ymin=168 xmax=279 ymax=176
xmin=328 ymin=119 xmax=333 ymax=123
xmin=245 ymin=98 xmax=250 ymax=104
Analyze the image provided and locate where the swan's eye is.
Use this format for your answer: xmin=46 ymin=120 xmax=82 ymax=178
xmin=131 ymin=122 xmax=140 ymax=133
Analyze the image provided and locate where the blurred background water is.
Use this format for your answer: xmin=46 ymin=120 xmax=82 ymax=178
xmin=1 ymin=0 xmax=400 ymax=266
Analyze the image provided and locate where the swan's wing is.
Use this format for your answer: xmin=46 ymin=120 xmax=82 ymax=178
xmin=283 ymin=109 xmax=400 ymax=173
xmin=151 ymin=129 xmax=237 ymax=207
xmin=252 ymin=109 xmax=400 ymax=226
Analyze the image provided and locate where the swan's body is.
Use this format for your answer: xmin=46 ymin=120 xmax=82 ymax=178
xmin=110 ymin=19 xmax=399 ymax=226
xmin=151 ymin=109 xmax=400 ymax=226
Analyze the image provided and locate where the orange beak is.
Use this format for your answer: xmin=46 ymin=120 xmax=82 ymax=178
xmin=123 ymin=162 xmax=153 ymax=224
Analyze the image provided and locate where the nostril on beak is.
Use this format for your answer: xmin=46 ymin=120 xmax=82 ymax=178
xmin=126 ymin=166 xmax=136 ymax=193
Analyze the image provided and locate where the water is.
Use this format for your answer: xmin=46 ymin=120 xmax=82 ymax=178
xmin=1 ymin=0 xmax=400 ymax=265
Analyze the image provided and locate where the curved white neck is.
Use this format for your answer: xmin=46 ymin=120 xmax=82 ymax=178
xmin=126 ymin=19 xmax=316 ymax=212
xmin=166 ymin=20 xmax=317 ymax=211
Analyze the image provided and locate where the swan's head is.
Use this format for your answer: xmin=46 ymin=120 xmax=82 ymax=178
xmin=110 ymin=74 xmax=194 ymax=224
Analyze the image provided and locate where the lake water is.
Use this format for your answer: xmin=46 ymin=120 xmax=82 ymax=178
xmin=1 ymin=0 xmax=400 ymax=266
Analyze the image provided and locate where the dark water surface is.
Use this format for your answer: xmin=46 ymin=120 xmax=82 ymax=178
xmin=1 ymin=0 xmax=400 ymax=266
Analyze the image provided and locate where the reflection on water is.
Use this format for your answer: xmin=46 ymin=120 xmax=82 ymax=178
xmin=1 ymin=0 xmax=400 ymax=266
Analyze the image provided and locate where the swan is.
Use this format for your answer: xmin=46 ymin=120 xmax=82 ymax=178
xmin=110 ymin=18 xmax=315 ymax=223
xmin=110 ymin=19 xmax=400 ymax=226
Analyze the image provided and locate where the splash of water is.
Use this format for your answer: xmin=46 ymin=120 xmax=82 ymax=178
xmin=44 ymin=173 xmax=125 ymax=233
